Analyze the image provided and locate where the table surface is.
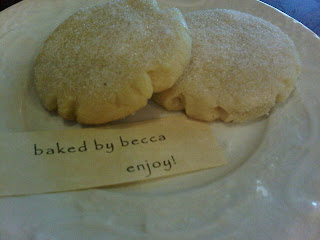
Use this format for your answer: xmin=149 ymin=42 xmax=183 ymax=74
xmin=1 ymin=0 xmax=319 ymax=35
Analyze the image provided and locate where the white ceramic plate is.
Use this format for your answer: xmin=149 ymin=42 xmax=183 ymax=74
xmin=0 ymin=0 xmax=319 ymax=239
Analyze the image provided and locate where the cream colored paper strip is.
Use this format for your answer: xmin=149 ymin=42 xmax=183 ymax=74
xmin=0 ymin=116 xmax=226 ymax=197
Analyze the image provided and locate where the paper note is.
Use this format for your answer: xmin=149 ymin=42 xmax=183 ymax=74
xmin=0 ymin=115 xmax=227 ymax=197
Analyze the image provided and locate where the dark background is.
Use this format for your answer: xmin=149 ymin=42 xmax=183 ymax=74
xmin=260 ymin=0 xmax=320 ymax=35
xmin=1 ymin=0 xmax=319 ymax=35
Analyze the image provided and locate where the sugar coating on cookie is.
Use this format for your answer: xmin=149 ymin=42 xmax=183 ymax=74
xmin=34 ymin=0 xmax=191 ymax=124
xmin=153 ymin=9 xmax=301 ymax=122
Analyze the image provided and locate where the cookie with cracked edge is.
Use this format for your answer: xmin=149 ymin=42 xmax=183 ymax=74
xmin=153 ymin=9 xmax=301 ymax=122
xmin=34 ymin=0 xmax=192 ymax=124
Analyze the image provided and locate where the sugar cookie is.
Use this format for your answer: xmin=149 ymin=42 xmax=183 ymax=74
xmin=34 ymin=0 xmax=191 ymax=124
xmin=153 ymin=9 xmax=301 ymax=122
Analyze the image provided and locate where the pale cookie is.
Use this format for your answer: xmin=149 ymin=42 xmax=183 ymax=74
xmin=34 ymin=0 xmax=191 ymax=124
xmin=153 ymin=9 xmax=301 ymax=122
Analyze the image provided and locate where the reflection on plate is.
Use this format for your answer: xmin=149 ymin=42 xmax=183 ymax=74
xmin=0 ymin=0 xmax=319 ymax=239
